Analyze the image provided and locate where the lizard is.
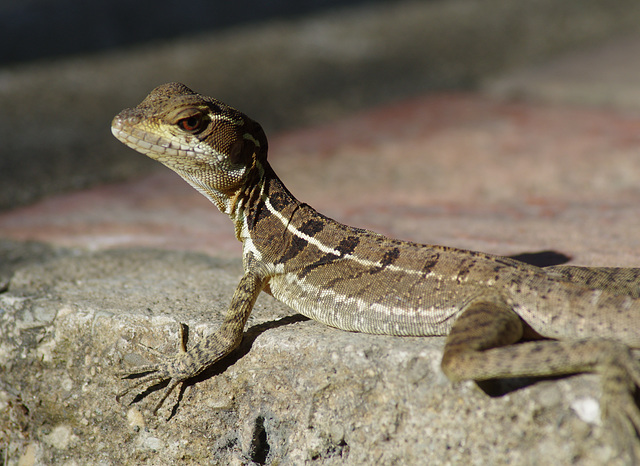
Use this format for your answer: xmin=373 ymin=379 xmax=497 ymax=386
xmin=111 ymin=82 xmax=640 ymax=455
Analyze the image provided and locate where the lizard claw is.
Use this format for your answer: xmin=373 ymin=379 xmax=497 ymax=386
xmin=116 ymin=355 xmax=199 ymax=414
xmin=116 ymin=323 xmax=195 ymax=414
xmin=116 ymin=365 xmax=171 ymax=413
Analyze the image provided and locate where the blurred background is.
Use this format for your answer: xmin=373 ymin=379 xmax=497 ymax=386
xmin=1 ymin=0 xmax=639 ymax=211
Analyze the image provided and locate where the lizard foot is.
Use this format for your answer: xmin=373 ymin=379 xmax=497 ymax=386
xmin=116 ymin=323 xmax=202 ymax=414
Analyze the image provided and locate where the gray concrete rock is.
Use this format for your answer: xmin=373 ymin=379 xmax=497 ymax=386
xmin=0 ymin=245 xmax=633 ymax=464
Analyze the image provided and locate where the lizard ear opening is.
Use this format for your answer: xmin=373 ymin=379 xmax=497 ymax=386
xmin=228 ymin=139 xmax=255 ymax=166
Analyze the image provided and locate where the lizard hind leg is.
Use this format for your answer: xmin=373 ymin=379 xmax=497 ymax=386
xmin=440 ymin=295 xmax=640 ymax=461
xmin=440 ymin=295 xmax=524 ymax=382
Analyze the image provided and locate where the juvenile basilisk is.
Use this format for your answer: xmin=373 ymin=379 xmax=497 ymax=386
xmin=112 ymin=83 xmax=640 ymax=454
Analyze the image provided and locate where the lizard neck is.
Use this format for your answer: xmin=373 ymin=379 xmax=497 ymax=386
xmin=232 ymin=160 xmax=309 ymax=263
xmin=182 ymin=171 xmax=238 ymax=215
xmin=177 ymin=152 xmax=271 ymax=236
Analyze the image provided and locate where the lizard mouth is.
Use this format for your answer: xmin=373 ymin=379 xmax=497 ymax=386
xmin=111 ymin=114 xmax=186 ymax=161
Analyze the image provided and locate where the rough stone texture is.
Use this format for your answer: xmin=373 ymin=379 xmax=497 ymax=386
xmin=0 ymin=245 xmax=634 ymax=465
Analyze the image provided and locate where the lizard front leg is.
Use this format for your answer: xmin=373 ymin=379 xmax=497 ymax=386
xmin=117 ymin=270 xmax=265 ymax=414
xmin=441 ymin=296 xmax=640 ymax=461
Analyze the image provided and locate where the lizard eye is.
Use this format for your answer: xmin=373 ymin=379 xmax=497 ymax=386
xmin=177 ymin=113 xmax=205 ymax=134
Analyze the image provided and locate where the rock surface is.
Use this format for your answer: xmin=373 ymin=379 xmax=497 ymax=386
xmin=0 ymin=244 xmax=634 ymax=465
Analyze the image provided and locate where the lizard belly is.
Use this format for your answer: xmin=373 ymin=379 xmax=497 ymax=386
xmin=267 ymin=272 xmax=460 ymax=336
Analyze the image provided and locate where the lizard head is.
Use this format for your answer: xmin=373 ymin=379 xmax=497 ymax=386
xmin=111 ymin=82 xmax=268 ymax=213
